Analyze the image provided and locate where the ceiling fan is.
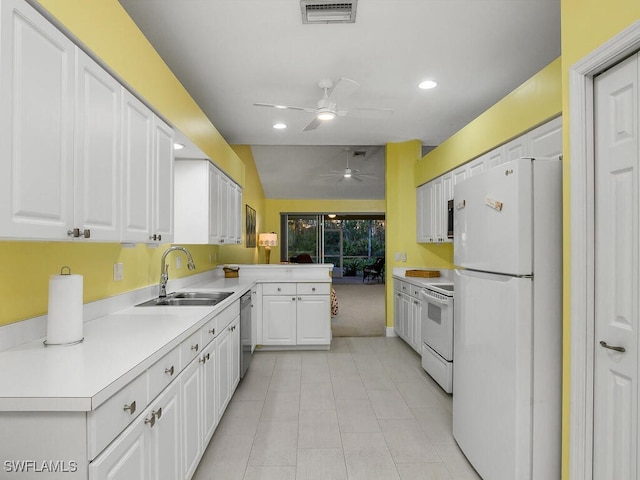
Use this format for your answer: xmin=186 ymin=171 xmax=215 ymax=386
xmin=319 ymin=148 xmax=377 ymax=182
xmin=253 ymin=78 xmax=393 ymax=131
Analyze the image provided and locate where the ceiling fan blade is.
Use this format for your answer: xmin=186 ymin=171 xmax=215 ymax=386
xmin=351 ymin=175 xmax=363 ymax=182
xmin=327 ymin=78 xmax=360 ymax=105
xmin=253 ymin=102 xmax=315 ymax=113
xmin=302 ymin=116 xmax=322 ymax=131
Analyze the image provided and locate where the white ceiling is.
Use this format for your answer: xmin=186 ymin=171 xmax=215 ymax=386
xmin=119 ymin=0 xmax=560 ymax=200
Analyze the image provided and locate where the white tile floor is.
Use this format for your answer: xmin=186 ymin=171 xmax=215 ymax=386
xmin=193 ymin=336 xmax=481 ymax=480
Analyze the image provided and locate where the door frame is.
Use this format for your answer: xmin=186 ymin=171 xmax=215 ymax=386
xmin=569 ymin=19 xmax=640 ymax=480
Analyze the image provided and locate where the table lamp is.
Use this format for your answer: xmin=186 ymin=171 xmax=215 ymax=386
xmin=258 ymin=233 xmax=278 ymax=264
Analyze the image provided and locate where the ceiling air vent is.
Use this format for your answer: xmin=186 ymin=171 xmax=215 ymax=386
xmin=300 ymin=1 xmax=357 ymax=24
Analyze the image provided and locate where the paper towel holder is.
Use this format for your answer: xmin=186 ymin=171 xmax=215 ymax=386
xmin=44 ymin=266 xmax=85 ymax=347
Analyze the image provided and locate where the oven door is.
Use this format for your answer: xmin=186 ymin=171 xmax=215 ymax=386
xmin=420 ymin=289 xmax=454 ymax=361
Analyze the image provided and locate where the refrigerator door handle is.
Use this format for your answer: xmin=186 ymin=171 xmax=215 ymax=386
xmin=599 ymin=340 xmax=626 ymax=353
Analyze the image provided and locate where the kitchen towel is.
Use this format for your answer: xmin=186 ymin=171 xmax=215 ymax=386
xmin=46 ymin=267 xmax=83 ymax=346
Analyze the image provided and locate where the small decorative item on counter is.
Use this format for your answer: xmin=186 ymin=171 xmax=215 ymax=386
xmin=45 ymin=266 xmax=84 ymax=346
xmin=405 ymin=269 xmax=440 ymax=278
xmin=223 ymin=265 xmax=240 ymax=278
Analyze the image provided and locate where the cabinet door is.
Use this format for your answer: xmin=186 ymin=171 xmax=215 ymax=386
xmin=75 ymin=52 xmax=121 ymax=241
xmin=121 ymin=90 xmax=153 ymax=243
xmin=181 ymin=359 xmax=202 ymax=480
xmin=503 ymin=137 xmax=527 ymax=162
xmin=218 ymin=175 xmax=230 ymax=244
xmin=202 ymin=340 xmax=218 ymax=446
xmin=528 ymin=116 xmax=562 ymax=158
xmin=216 ymin=326 xmax=231 ymax=418
xmin=90 ymin=418 xmax=149 ymax=480
xmin=409 ymin=297 xmax=422 ymax=353
xmin=467 ymin=156 xmax=486 ymax=177
xmin=152 ymin=117 xmax=174 ymax=243
xmin=484 ymin=147 xmax=506 ymax=169
xmin=416 ymin=182 xmax=434 ymax=242
xmin=0 ymin=0 xmax=75 ymax=239
xmin=296 ymin=295 xmax=331 ymax=345
xmin=452 ymin=165 xmax=468 ymax=188
xmin=262 ymin=296 xmax=297 ymax=345
xmin=149 ymin=380 xmax=182 ymax=480
xmin=431 ymin=177 xmax=444 ymax=243
xmin=441 ymin=173 xmax=453 ymax=244
xmin=208 ymin=164 xmax=221 ymax=243
xmin=230 ymin=316 xmax=240 ymax=392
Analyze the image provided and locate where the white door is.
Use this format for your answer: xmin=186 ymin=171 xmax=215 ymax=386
xmin=152 ymin=117 xmax=174 ymax=243
xmin=262 ymin=296 xmax=296 ymax=345
xmin=181 ymin=359 xmax=202 ymax=480
xmin=593 ymin=52 xmax=639 ymax=480
xmin=452 ymin=269 xmax=533 ymax=480
xmin=149 ymin=380 xmax=182 ymax=480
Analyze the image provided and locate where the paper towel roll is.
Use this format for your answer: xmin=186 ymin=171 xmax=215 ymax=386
xmin=46 ymin=270 xmax=84 ymax=346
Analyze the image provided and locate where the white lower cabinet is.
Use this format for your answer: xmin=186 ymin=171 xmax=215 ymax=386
xmin=90 ymin=380 xmax=182 ymax=480
xmin=87 ymin=301 xmax=241 ymax=480
xmin=393 ymin=279 xmax=422 ymax=354
xmin=261 ymin=283 xmax=331 ymax=348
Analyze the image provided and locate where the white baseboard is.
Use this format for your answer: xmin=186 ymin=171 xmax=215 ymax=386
xmin=385 ymin=327 xmax=397 ymax=337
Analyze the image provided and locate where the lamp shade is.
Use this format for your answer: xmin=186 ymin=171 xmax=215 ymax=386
xmin=258 ymin=233 xmax=278 ymax=247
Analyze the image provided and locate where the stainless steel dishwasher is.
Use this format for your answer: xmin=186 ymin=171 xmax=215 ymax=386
xmin=239 ymin=291 xmax=252 ymax=378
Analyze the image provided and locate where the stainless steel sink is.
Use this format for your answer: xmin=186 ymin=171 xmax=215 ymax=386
xmin=136 ymin=291 xmax=233 ymax=307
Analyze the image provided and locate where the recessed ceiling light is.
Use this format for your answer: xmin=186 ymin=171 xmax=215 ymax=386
xmin=273 ymin=123 xmax=287 ymax=129
xmin=275 ymin=105 xmax=288 ymax=109
xmin=173 ymin=143 xmax=185 ymax=150
xmin=418 ymin=79 xmax=438 ymax=90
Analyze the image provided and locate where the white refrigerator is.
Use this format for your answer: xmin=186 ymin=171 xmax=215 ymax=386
xmin=452 ymin=157 xmax=562 ymax=480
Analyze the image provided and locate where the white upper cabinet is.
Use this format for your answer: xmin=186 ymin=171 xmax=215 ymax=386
xmin=0 ymin=0 xmax=174 ymax=243
xmin=529 ymin=116 xmax=562 ymax=158
xmin=121 ymin=90 xmax=154 ymax=243
xmin=74 ymin=52 xmax=122 ymax=242
xmin=174 ymin=159 xmax=242 ymax=245
xmin=151 ymin=117 xmax=174 ymax=244
xmin=417 ymin=117 xmax=562 ymax=244
xmin=0 ymin=0 xmax=75 ymax=239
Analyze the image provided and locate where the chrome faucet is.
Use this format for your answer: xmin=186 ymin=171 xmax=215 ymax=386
xmin=159 ymin=246 xmax=196 ymax=297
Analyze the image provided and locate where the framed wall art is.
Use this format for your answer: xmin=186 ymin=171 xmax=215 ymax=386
xmin=245 ymin=205 xmax=256 ymax=247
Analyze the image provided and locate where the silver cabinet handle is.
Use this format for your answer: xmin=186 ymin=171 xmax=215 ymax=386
xmin=154 ymin=408 xmax=162 ymax=420
xmin=191 ymin=343 xmax=199 ymax=352
xmin=277 ymin=287 xmax=281 ymax=292
xmin=312 ymin=287 xmax=316 ymax=292
xmin=298 ymin=297 xmax=301 ymax=301
xmin=145 ymin=415 xmax=156 ymax=428
xmin=199 ymin=353 xmax=210 ymax=364
xmin=165 ymin=366 xmax=174 ymax=376
xmin=123 ymin=401 xmax=136 ymax=415
xmin=209 ymin=328 xmax=215 ymax=335
xmin=600 ymin=340 xmax=626 ymax=353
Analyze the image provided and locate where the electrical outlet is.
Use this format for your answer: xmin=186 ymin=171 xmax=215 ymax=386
xmin=113 ymin=263 xmax=123 ymax=281
xmin=176 ymin=256 xmax=183 ymax=269
xmin=395 ymin=252 xmax=401 ymax=261
xmin=401 ymin=252 xmax=407 ymax=262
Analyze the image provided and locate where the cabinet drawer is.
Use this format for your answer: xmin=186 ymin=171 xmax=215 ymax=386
xmin=217 ymin=299 xmax=240 ymax=331
xmin=181 ymin=330 xmax=203 ymax=366
xmin=88 ymin=371 xmax=148 ymax=460
xmin=201 ymin=316 xmax=218 ymax=345
xmin=148 ymin=346 xmax=180 ymax=401
xmin=262 ymin=283 xmax=296 ymax=296
xmin=411 ymin=286 xmax=422 ymax=297
xmin=297 ymin=282 xmax=330 ymax=295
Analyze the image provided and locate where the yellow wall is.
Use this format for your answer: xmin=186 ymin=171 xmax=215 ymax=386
xmin=0 ymin=0 xmax=254 ymax=327
xmin=560 ymin=2 xmax=640 ymax=478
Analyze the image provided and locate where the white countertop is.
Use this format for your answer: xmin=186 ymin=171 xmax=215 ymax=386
xmin=392 ymin=267 xmax=454 ymax=288
xmin=0 ymin=265 xmax=333 ymax=412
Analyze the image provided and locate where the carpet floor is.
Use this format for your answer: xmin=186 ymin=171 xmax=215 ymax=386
xmin=331 ymin=283 xmax=386 ymax=337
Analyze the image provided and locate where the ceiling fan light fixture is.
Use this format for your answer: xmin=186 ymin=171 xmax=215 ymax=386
xmin=273 ymin=122 xmax=287 ymax=129
xmin=418 ymin=79 xmax=438 ymax=90
xmin=343 ymin=168 xmax=352 ymax=178
xmin=317 ymin=110 xmax=336 ymax=121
